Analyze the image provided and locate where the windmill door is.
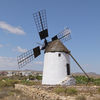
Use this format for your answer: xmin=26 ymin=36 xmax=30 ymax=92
xmin=66 ymin=64 xmax=70 ymax=75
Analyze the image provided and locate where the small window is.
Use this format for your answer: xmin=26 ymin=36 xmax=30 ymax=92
xmin=58 ymin=53 xmax=61 ymax=57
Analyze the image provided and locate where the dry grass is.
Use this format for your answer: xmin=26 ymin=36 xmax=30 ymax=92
xmin=53 ymin=86 xmax=77 ymax=95
xmin=98 ymin=88 xmax=100 ymax=94
xmin=93 ymin=97 xmax=100 ymax=100
xmin=75 ymin=95 xmax=86 ymax=100
xmin=0 ymin=87 xmax=33 ymax=100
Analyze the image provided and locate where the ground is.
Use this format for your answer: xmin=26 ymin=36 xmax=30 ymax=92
xmin=0 ymin=87 xmax=33 ymax=100
xmin=0 ymin=75 xmax=100 ymax=100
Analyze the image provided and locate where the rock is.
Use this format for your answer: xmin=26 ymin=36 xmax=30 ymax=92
xmin=60 ymin=75 xmax=76 ymax=85
xmin=15 ymin=84 xmax=67 ymax=100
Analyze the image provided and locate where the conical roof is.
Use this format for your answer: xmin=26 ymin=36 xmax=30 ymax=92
xmin=45 ymin=40 xmax=69 ymax=53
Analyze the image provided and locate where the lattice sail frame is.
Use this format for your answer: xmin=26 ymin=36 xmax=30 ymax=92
xmin=17 ymin=49 xmax=34 ymax=68
xmin=33 ymin=9 xmax=48 ymax=40
xmin=52 ymin=28 xmax=71 ymax=42
xmin=33 ymin=9 xmax=48 ymax=32
xmin=57 ymin=28 xmax=71 ymax=42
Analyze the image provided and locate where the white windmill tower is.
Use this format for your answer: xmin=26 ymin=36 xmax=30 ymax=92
xmin=17 ymin=9 xmax=90 ymax=85
xmin=42 ymin=31 xmax=71 ymax=85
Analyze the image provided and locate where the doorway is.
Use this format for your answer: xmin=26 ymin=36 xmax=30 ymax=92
xmin=66 ymin=64 xmax=70 ymax=75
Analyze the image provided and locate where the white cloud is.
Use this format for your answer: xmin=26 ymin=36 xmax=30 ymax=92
xmin=0 ymin=44 xmax=3 ymax=48
xmin=0 ymin=56 xmax=17 ymax=68
xmin=0 ymin=56 xmax=43 ymax=70
xmin=13 ymin=46 xmax=27 ymax=53
xmin=0 ymin=21 xmax=25 ymax=35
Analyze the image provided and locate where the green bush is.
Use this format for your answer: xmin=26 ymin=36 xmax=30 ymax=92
xmin=0 ymin=79 xmax=19 ymax=88
xmin=98 ymin=88 xmax=100 ymax=94
xmin=75 ymin=76 xmax=100 ymax=85
xmin=0 ymin=76 xmax=42 ymax=88
xmin=54 ymin=87 xmax=66 ymax=94
xmin=20 ymin=80 xmax=41 ymax=86
xmin=94 ymin=79 xmax=100 ymax=86
xmin=66 ymin=88 xmax=77 ymax=95
xmin=36 ymin=75 xmax=42 ymax=80
xmin=29 ymin=75 xmax=35 ymax=80
xmin=20 ymin=80 xmax=34 ymax=86
xmin=0 ymin=80 xmax=7 ymax=87
xmin=54 ymin=87 xmax=77 ymax=95
xmin=75 ymin=76 xmax=88 ymax=84
xmin=75 ymin=95 xmax=86 ymax=100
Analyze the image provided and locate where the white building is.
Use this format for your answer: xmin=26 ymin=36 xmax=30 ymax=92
xmin=7 ymin=71 xmax=13 ymax=77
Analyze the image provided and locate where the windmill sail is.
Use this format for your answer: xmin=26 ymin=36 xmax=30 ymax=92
xmin=33 ymin=9 xmax=48 ymax=40
xmin=52 ymin=28 xmax=71 ymax=42
xmin=17 ymin=49 xmax=34 ymax=68
xmin=17 ymin=46 xmax=41 ymax=68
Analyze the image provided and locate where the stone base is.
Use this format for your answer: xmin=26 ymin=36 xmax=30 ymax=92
xmin=60 ymin=75 xmax=76 ymax=85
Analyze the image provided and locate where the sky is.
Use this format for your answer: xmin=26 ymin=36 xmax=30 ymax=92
xmin=0 ymin=0 xmax=100 ymax=74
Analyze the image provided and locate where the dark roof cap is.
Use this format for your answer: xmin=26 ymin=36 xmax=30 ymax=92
xmin=45 ymin=40 xmax=69 ymax=53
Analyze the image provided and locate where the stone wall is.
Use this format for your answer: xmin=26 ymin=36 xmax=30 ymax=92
xmin=15 ymin=84 xmax=66 ymax=100
xmin=15 ymin=84 xmax=100 ymax=100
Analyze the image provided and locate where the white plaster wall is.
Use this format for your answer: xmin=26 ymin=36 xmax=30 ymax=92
xmin=42 ymin=52 xmax=70 ymax=85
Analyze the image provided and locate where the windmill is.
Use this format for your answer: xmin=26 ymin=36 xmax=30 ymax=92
xmin=17 ymin=9 xmax=90 ymax=85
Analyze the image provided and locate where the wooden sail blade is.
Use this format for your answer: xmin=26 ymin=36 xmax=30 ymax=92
xmin=33 ymin=9 xmax=48 ymax=40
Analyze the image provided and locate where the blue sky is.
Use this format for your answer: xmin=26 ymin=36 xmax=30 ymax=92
xmin=0 ymin=0 xmax=100 ymax=74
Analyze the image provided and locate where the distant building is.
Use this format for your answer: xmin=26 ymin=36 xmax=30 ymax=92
xmin=0 ymin=71 xmax=8 ymax=76
xmin=0 ymin=70 xmax=42 ymax=77
xmin=21 ymin=71 xmax=32 ymax=76
xmin=7 ymin=72 xmax=13 ymax=77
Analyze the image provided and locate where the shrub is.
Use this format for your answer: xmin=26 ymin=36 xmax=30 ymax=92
xmin=98 ymin=88 xmax=100 ymax=94
xmin=75 ymin=75 xmax=100 ymax=86
xmin=5 ymin=79 xmax=19 ymax=87
xmin=54 ymin=87 xmax=77 ymax=95
xmin=76 ymin=95 xmax=86 ymax=100
xmin=0 ymin=80 xmax=7 ymax=87
xmin=66 ymin=88 xmax=77 ymax=95
xmin=0 ymin=79 xmax=19 ymax=88
xmin=54 ymin=87 xmax=66 ymax=94
xmin=21 ymin=80 xmax=34 ymax=86
xmin=94 ymin=79 xmax=100 ymax=86
xmin=75 ymin=76 xmax=88 ymax=84
xmin=20 ymin=80 xmax=41 ymax=86
xmin=29 ymin=75 xmax=35 ymax=80
xmin=36 ymin=75 xmax=42 ymax=80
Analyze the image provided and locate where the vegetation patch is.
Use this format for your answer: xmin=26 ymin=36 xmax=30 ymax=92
xmin=20 ymin=80 xmax=41 ymax=86
xmin=54 ymin=87 xmax=66 ymax=94
xmin=0 ymin=75 xmax=42 ymax=88
xmin=0 ymin=79 xmax=19 ymax=87
xmin=36 ymin=75 xmax=42 ymax=80
xmin=75 ymin=95 xmax=86 ymax=100
xmin=0 ymin=87 xmax=33 ymax=100
xmin=54 ymin=87 xmax=77 ymax=95
xmin=98 ymin=88 xmax=100 ymax=94
xmin=66 ymin=88 xmax=77 ymax=95
xmin=75 ymin=76 xmax=100 ymax=85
